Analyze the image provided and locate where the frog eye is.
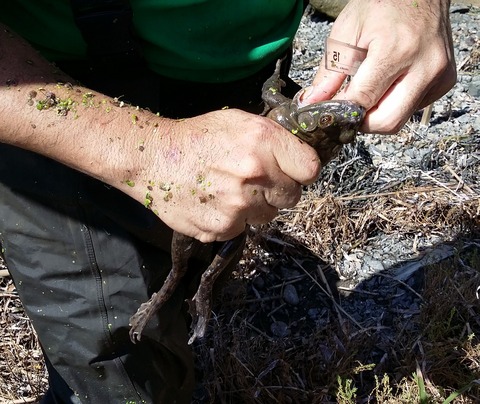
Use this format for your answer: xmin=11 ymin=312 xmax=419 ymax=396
xmin=319 ymin=114 xmax=335 ymax=127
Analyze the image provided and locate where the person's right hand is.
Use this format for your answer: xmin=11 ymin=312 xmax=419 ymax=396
xmin=119 ymin=108 xmax=321 ymax=243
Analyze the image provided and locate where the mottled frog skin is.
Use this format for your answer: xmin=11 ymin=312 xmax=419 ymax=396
xmin=129 ymin=59 xmax=365 ymax=345
xmin=262 ymin=59 xmax=365 ymax=165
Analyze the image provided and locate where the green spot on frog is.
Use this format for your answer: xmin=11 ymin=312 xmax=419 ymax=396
xmin=125 ymin=180 xmax=135 ymax=187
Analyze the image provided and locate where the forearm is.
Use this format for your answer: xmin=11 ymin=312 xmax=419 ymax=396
xmin=0 ymin=24 xmax=172 ymax=204
xmin=0 ymin=24 xmax=321 ymax=242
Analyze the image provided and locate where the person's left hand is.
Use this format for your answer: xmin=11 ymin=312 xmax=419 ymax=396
xmin=300 ymin=0 xmax=457 ymax=134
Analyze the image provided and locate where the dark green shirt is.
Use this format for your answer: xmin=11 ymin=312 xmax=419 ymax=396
xmin=0 ymin=0 xmax=303 ymax=82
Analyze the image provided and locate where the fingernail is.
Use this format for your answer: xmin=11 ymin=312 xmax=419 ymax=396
xmin=297 ymin=86 xmax=314 ymax=106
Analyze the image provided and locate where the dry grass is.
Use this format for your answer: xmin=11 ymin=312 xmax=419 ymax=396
xmin=1 ymin=148 xmax=480 ymax=403
xmin=0 ymin=275 xmax=48 ymax=402
xmin=279 ymin=187 xmax=479 ymax=268
xmin=188 ymin=191 xmax=480 ymax=403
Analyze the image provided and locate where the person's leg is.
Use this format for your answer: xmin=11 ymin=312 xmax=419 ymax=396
xmin=0 ymin=144 xmax=195 ymax=403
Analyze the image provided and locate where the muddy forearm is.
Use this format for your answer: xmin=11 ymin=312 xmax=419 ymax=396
xmin=0 ymin=23 xmax=175 ymax=206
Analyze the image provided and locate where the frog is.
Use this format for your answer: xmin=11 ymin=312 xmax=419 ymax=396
xmin=129 ymin=59 xmax=365 ymax=345
xmin=261 ymin=58 xmax=366 ymax=165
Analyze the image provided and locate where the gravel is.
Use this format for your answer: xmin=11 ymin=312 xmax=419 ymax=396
xmin=288 ymin=4 xmax=480 ymax=283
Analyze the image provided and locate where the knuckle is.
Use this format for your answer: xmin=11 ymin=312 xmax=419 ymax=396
xmin=305 ymin=155 xmax=322 ymax=181
xmin=355 ymin=86 xmax=378 ymax=110
xmin=364 ymin=113 xmax=406 ymax=135
xmin=435 ymin=61 xmax=457 ymax=90
xmin=205 ymin=218 xmax=241 ymax=242
xmin=235 ymin=153 xmax=265 ymax=180
xmin=266 ymin=182 xmax=302 ymax=209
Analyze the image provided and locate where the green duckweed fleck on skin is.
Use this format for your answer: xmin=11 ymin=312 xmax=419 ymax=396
xmin=144 ymin=192 xmax=153 ymax=208
xmin=82 ymin=92 xmax=95 ymax=107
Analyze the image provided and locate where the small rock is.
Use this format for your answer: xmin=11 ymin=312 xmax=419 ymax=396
xmin=307 ymin=307 xmax=320 ymax=319
xmin=271 ymin=321 xmax=290 ymax=338
xmin=283 ymin=284 xmax=300 ymax=305
xmin=468 ymin=77 xmax=480 ymax=98
xmin=363 ymin=257 xmax=385 ymax=274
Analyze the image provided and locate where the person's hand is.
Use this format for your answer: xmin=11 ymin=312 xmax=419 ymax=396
xmin=0 ymin=23 xmax=320 ymax=244
xmin=300 ymin=0 xmax=456 ymax=134
xmin=123 ymin=109 xmax=321 ymax=243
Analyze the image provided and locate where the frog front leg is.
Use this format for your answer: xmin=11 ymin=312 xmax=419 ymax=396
xmin=261 ymin=58 xmax=291 ymax=115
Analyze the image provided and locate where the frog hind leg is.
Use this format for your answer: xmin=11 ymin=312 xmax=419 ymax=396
xmin=187 ymin=231 xmax=247 ymax=344
xmin=129 ymin=232 xmax=197 ymax=343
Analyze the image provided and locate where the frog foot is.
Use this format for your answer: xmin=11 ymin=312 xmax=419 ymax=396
xmin=129 ymin=232 xmax=195 ymax=343
xmin=186 ymin=232 xmax=247 ymax=344
xmin=187 ymin=295 xmax=209 ymax=345
xmin=129 ymin=291 xmax=164 ymax=343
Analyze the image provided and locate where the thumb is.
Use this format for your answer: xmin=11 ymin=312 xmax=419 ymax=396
xmin=269 ymin=122 xmax=322 ymax=185
xmin=298 ymin=55 xmax=347 ymax=106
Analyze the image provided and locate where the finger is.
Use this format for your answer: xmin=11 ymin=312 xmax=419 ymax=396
xmin=267 ymin=121 xmax=322 ymax=186
xmin=192 ymin=210 xmax=250 ymax=243
xmin=263 ymin=179 xmax=302 ymax=209
xmin=298 ymin=56 xmax=347 ymax=105
xmin=246 ymin=204 xmax=279 ymax=225
xmin=358 ymin=72 xmax=426 ymax=134
xmin=336 ymin=44 xmax=404 ymax=111
xmin=416 ymin=66 xmax=457 ymax=111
